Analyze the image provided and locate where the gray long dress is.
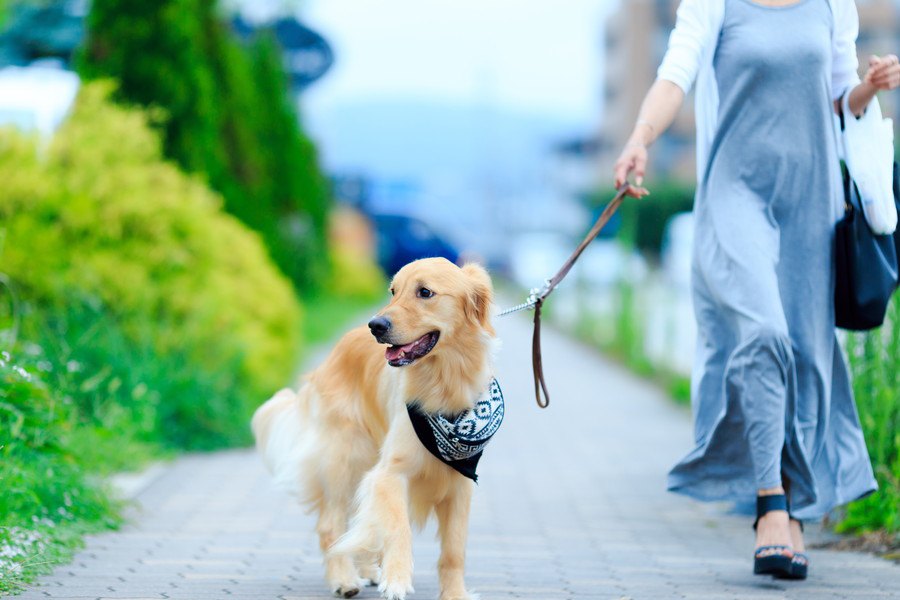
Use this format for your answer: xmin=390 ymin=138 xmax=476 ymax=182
xmin=667 ymin=0 xmax=877 ymax=519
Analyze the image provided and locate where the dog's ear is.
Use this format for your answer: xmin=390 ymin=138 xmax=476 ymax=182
xmin=461 ymin=262 xmax=494 ymax=332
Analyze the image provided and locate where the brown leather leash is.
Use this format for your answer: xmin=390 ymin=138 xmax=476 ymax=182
xmin=499 ymin=184 xmax=632 ymax=408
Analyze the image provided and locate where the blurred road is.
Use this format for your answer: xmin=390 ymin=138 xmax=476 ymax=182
xmin=14 ymin=311 xmax=900 ymax=600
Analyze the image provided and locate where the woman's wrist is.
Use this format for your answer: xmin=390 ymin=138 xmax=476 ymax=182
xmin=848 ymin=81 xmax=878 ymax=117
xmin=629 ymin=119 xmax=656 ymax=147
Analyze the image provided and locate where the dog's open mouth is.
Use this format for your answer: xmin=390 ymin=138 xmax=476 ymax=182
xmin=384 ymin=331 xmax=440 ymax=367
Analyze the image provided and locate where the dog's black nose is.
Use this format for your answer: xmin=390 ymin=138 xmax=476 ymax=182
xmin=368 ymin=316 xmax=391 ymax=339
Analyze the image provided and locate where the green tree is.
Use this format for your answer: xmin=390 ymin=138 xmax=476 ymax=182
xmin=79 ymin=0 xmax=224 ymax=178
xmin=195 ymin=2 xmax=273 ymax=242
xmin=249 ymin=32 xmax=330 ymax=289
xmin=79 ymin=0 xmax=331 ymax=292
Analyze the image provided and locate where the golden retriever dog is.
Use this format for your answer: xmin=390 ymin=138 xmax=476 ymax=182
xmin=252 ymin=257 xmax=503 ymax=600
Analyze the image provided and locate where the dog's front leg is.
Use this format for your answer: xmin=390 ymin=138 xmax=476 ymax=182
xmin=436 ymin=478 xmax=476 ymax=600
xmin=333 ymin=412 xmax=420 ymax=600
xmin=332 ymin=463 xmax=415 ymax=600
xmin=370 ymin=465 xmax=414 ymax=600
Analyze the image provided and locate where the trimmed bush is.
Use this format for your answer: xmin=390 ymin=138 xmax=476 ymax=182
xmin=327 ymin=247 xmax=387 ymax=304
xmin=0 ymin=81 xmax=302 ymax=448
xmin=590 ymin=181 xmax=695 ymax=257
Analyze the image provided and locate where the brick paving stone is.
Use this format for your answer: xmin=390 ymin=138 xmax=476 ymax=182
xmin=9 ymin=311 xmax=900 ymax=599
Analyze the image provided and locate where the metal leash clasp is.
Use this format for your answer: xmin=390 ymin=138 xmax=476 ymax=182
xmin=497 ymin=279 xmax=551 ymax=317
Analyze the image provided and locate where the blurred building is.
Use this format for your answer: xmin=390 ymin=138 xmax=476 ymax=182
xmin=0 ymin=65 xmax=79 ymax=137
xmin=599 ymin=0 xmax=900 ymax=183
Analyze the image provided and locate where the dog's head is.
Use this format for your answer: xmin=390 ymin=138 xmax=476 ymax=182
xmin=368 ymin=258 xmax=494 ymax=368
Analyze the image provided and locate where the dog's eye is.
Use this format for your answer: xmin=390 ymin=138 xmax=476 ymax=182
xmin=417 ymin=287 xmax=434 ymax=299
xmin=390 ymin=288 xmax=395 ymax=296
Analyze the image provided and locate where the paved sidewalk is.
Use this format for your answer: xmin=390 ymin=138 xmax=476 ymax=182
xmin=13 ymin=313 xmax=900 ymax=600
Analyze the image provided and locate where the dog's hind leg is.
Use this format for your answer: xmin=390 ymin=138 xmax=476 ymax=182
xmin=436 ymin=480 xmax=478 ymax=600
xmin=317 ymin=503 xmax=363 ymax=598
xmin=315 ymin=454 xmax=369 ymax=598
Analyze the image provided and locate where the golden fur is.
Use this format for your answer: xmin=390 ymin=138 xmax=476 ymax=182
xmin=252 ymin=258 xmax=496 ymax=600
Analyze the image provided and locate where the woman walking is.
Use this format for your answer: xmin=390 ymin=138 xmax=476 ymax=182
xmin=614 ymin=0 xmax=900 ymax=580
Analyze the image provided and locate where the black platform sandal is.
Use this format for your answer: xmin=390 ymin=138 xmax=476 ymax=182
xmin=786 ymin=517 xmax=808 ymax=580
xmin=753 ymin=494 xmax=794 ymax=578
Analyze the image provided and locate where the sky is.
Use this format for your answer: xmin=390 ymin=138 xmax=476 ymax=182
xmin=301 ymin=0 xmax=618 ymax=127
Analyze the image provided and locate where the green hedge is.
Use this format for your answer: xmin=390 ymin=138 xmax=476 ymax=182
xmin=590 ymin=181 xmax=695 ymax=257
xmin=840 ymin=299 xmax=900 ymax=534
xmin=0 ymin=81 xmax=302 ymax=449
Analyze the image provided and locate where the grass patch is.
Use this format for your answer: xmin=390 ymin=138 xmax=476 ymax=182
xmin=837 ymin=299 xmax=900 ymax=534
xmin=0 ymin=522 xmax=119 ymax=596
xmin=0 ymin=283 xmax=386 ymax=595
xmin=0 ymin=348 xmax=122 ymax=594
xmin=0 ymin=290 xmax=379 ymax=595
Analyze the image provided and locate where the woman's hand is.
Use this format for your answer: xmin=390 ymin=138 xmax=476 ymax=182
xmin=613 ymin=142 xmax=650 ymax=199
xmin=864 ymin=54 xmax=900 ymax=91
xmin=610 ymin=79 xmax=685 ymax=198
xmin=846 ymin=54 xmax=900 ymax=116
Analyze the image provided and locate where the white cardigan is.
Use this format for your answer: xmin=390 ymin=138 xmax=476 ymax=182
xmin=656 ymin=0 xmax=861 ymax=183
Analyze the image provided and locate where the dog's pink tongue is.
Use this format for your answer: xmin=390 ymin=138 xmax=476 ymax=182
xmin=385 ymin=341 xmax=415 ymax=361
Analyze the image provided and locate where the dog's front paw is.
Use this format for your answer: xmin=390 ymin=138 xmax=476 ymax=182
xmin=378 ymin=578 xmax=414 ymax=600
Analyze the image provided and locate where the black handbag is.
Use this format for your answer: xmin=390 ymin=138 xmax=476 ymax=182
xmin=834 ymin=161 xmax=900 ymax=331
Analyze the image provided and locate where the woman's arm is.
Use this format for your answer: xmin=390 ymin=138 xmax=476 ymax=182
xmin=612 ymin=0 xmax=718 ymax=196
xmin=845 ymin=54 xmax=900 ymax=116
xmin=613 ymin=79 xmax=685 ymax=193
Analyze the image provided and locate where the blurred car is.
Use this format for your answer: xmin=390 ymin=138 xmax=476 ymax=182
xmin=370 ymin=213 xmax=460 ymax=277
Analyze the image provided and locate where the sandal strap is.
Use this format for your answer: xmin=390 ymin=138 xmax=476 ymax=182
xmin=753 ymin=494 xmax=788 ymax=530
xmin=792 ymin=552 xmax=809 ymax=564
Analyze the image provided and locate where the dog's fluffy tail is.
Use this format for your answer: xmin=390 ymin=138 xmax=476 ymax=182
xmin=251 ymin=387 xmax=309 ymax=495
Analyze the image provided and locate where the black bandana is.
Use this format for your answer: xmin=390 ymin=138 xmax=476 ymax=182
xmin=406 ymin=378 xmax=504 ymax=482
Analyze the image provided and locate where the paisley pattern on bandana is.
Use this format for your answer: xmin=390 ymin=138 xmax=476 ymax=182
xmin=406 ymin=378 xmax=504 ymax=481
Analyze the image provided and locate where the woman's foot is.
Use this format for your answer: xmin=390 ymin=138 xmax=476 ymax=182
xmin=756 ymin=508 xmax=793 ymax=551
xmin=753 ymin=492 xmax=794 ymax=578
